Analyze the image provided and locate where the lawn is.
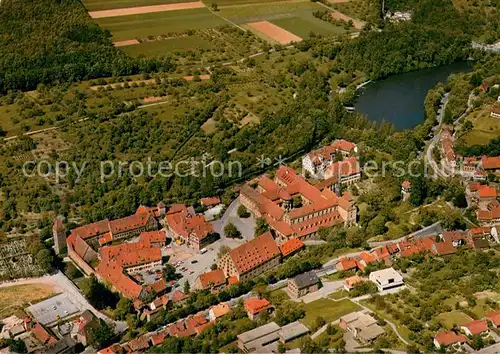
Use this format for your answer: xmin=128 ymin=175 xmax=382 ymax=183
xmin=360 ymin=300 xmax=412 ymax=342
xmin=462 ymin=114 xmax=500 ymax=146
xmin=301 ymin=298 xmax=360 ymax=329
xmin=95 ymin=8 xmax=226 ymax=41
xmin=0 ymin=283 xmax=55 ymax=319
xmin=328 ymin=289 xmax=348 ymax=300
xmin=219 ymin=1 xmax=323 ymax=23
xmin=121 ymin=35 xmax=215 ymax=56
xmin=436 ymin=311 xmax=473 ymax=329
xmin=271 ymin=12 xmax=348 ymax=38
xmin=82 ymin=0 xmax=198 ymax=11
xmin=212 ymin=0 xmax=286 ymax=5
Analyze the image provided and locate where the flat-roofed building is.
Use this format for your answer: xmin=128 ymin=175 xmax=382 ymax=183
xmin=237 ymin=322 xmax=281 ymax=353
xmin=277 ymin=321 xmax=310 ymax=343
xmin=339 ymin=311 xmax=385 ymax=343
xmin=368 ymin=267 xmax=404 ymax=292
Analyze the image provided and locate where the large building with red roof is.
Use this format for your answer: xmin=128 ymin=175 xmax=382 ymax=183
xmin=302 ymin=139 xmax=357 ymax=177
xmin=165 ymin=204 xmax=218 ymax=251
xmin=95 ymin=231 xmax=165 ymax=299
xmin=240 ymin=166 xmax=357 ymax=242
xmin=217 ymin=232 xmax=281 ymax=282
xmin=67 ymin=205 xmax=159 ymax=274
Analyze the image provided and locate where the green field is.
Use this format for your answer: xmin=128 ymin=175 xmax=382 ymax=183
xmin=436 ymin=311 xmax=473 ymax=329
xmin=121 ymin=35 xmax=215 ymax=56
xmin=218 ymin=1 xmax=323 ymax=23
xmin=462 ymin=114 xmax=500 ymax=146
xmin=82 ymin=0 xmax=198 ymax=11
xmin=96 ymin=8 xmax=225 ymax=41
xmin=271 ymin=12 xmax=348 ymax=38
xmin=301 ymin=298 xmax=360 ymax=329
xmin=213 ymin=0 xmax=287 ymax=5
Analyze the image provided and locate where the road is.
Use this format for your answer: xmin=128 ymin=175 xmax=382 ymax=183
xmin=426 ymin=93 xmax=449 ymax=179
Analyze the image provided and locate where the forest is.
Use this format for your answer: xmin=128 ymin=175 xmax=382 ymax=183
xmin=0 ymin=0 xmax=175 ymax=93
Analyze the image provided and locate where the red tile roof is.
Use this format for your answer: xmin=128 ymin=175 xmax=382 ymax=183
xmin=482 ymin=156 xmax=500 ymax=170
xmin=229 ymin=232 xmax=280 ymax=274
xmin=337 ymin=258 xmax=357 ymax=271
xmin=477 ymin=185 xmax=497 ymax=199
xmin=96 ymin=233 xmax=162 ymax=299
xmin=401 ymin=180 xmax=411 ymax=189
xmin=98 ymin=344 xmax=125 ymax=354
xmin=210 ymin=303 xmax=231 ymax=319
xmin=486 ymin=310 xmax=500 ymax=327
xmin=128 ymin=336 xmax=150 ymax=351
xmin=324 ymin=157 xmax=360 ymax=179
xmin=434 ymin=331 xmax=467 ymax=346
xmin=166 ymin=204 xmax=214 ymax=241
xmin=139 ymin=230 xmax=167 ymax=246
xmin=171 ymin=290 xmax=189 ymax=302
xmin=279 ymin=238 xmax=305 ymax=257
xmin=462 ymin=320 xmax=489 ymax=335
xmin=331 ymin=139 xmax=356 ymax=152
xmin=344 ymin=275 xmax=363 ymax=288
xmin=200 ymin=196 xmax=221 ymax=207
xmin=468 ymin=182 xmax=480 ymax=192
xmin=150 ymin=330 xmax=167 ymax=346
xmin=431 ymin=241 xmax=457 ymax=256
xmin=244 ymin=297 xmax=273 ymax=315
xmin=31 ymin=323 xmax=57 ymax=345
xmin=228 ymin=276 xmax=239 ymax=285
xmin=477 ymin=205 xmax=500 ymax=221
xmin=359 ymin=251 xmax=377 ymax=264
xmin=372 ymin=246 xmax=390 ymax=260
xmin=198 ymin=269 xmax=226 ymax=289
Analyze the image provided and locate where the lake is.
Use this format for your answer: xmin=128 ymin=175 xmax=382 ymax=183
xmin=354 ymin=61 xmax=473 ymax=130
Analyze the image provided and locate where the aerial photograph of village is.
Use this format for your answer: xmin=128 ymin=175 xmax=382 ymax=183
xmin=0 ymin=0 xmax=499 ymax=352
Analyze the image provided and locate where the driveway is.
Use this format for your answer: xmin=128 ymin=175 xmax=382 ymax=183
xmin=212 ymin=197 xmax=256 ymax=239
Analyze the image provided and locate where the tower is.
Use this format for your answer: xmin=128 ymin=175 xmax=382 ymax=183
xmin=53 ymin=215 xmax=66 ymax=255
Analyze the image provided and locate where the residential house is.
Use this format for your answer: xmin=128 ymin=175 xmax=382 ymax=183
xmin=70 ymin=310 xmax=99 ymax=346
xmin=344 ymin=275 xmax=363 ymax=291
xmin=482 ymin=156 xmax=500 ymax=175
xmin=466 ymin=228 xmax=491 ymax=249
xmin=150 ymin=329 xmax=167 ymax=346
xmin=244 ymin=297 xmax=274 ymax=321
xmin=240 ymin=166 xmax=357 ymax=242
xmin=97 ymin=344 xmax=126 ymax=354
xmin=336 ymin=258 xmax=358 ymax=272
xmin=440 ymin=231 xmax=467 ymax=247
xmin=217 ymin=232 xmax=281 ymax=282
xmin=287 ymin=271 xmax=320 ymax=299
xmin=401 ymin=180 xmax=411 ymax=202
xmin=486 ymin=310 xmax=500 ymax=328
xmin=194 ymin=269 xmax=226 ymax=293
xmin=165 ymin=204 xmax=218 ymax=251
xmin=461 ymin=320 xmax=489 ymax=337
xmin=431 ymin=241 xmax=457 ymax=256
xmin=126 ymin=336 xmax=150 ymax=352
xmin=339 ymin=311 xmax=385 ymax=343
xmin=433 ymin=331 xmax=467 ymax=350
xmin=368 ymin=268 xmax=404 ymax=292
xmin=200 ymin=196 xmax=221 ymax=208
xmin=208 ymin=304 xmax=231 ymax=322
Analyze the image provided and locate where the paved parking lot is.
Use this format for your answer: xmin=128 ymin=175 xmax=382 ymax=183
xmin=27 ymin=293 xmax=79 ymax=325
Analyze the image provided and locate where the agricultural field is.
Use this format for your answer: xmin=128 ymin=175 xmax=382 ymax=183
xmin=82 ymin=0 xmax=199 ymax=11
xmin=271 ymin=12 xmax=348 ymax=38
xmin=328 ymin=0 xmax=379 ymax=24
xmin=95 ymin=7 xmax=225 ymax=41
xmin=121 ymin=35 xmax=216 ymax=57
xmin=218 ymin=1 xmax=324 ymax=23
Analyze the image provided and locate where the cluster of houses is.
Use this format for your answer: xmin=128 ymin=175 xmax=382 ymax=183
xmin=433 ymin=311 xmax=500 ymax=350
xmin=240 ymin=164 xmax=357 ymax=243
xmin=1 ymin=310 xmax=100 ymax=354
xmin=337 ymin=228 xmax=500 ymax=275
